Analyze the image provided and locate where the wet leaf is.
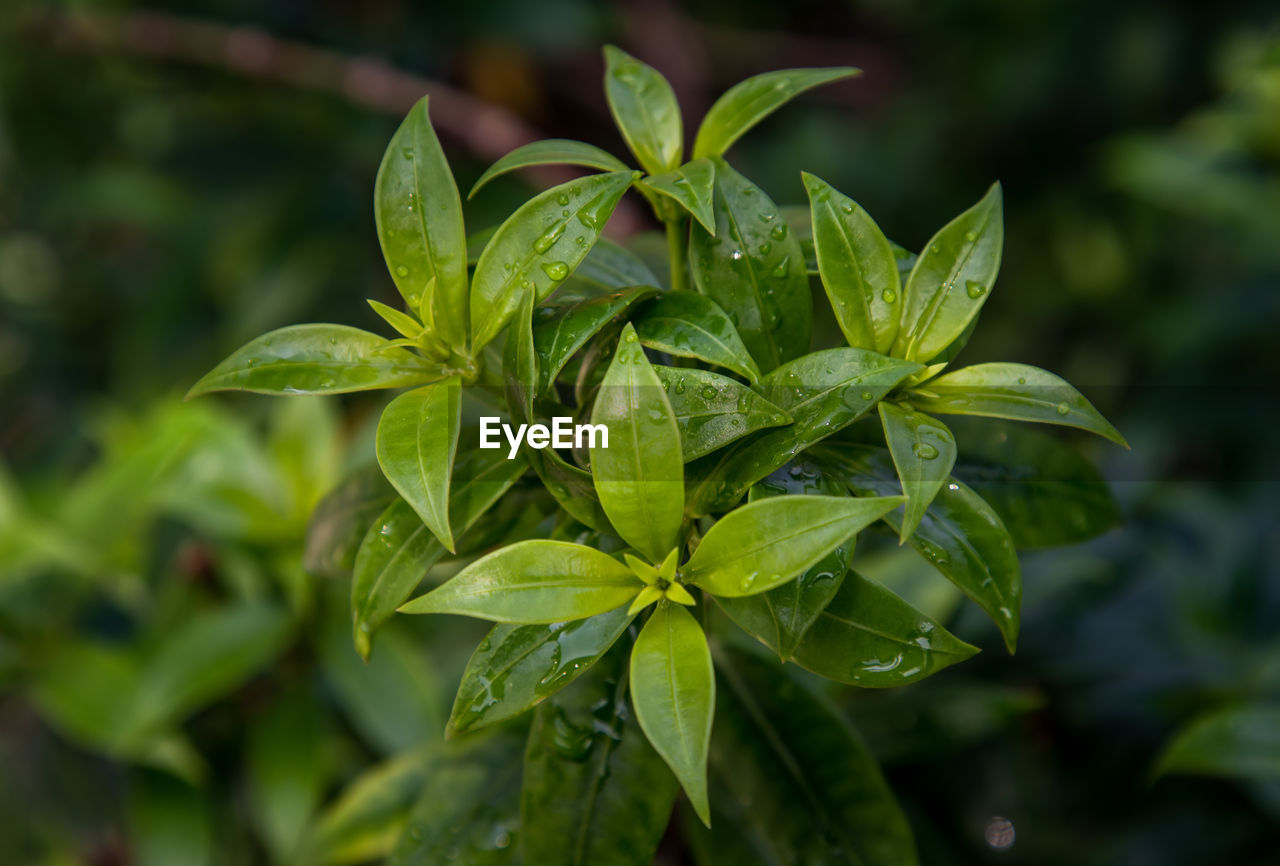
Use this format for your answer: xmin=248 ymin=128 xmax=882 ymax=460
xmin=1157 ymin=705 xmax=1280 ymax=781
xmin=470 ymin=138 xmax=628 ymax=198
xmin=879 ymin=402 xmax=957 ymax=542
xmin=603 ymin=45 xmax=682 ymax=175
xmin=653 ymin=366 xmax=790 ymax=461
xmin=635 ymin=291 xmax=761 ymax=382
xmin=641 ymin=159 xmax=717 ymax=233
xmin=534 ymin=286 xmax=659 ymax=393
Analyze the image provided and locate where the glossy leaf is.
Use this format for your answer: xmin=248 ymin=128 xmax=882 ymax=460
xmin=505 ymin=288 xmax=539 ymax=418
xmin=388 ymin=727 xmax=525 ymax=866
xmin=469 ymin=138 xmax=628 ymax=198
xmin=948 ymin=419 xmax=1120 ymax=548
xmin=375 ymin=378 xmax=461 ymax=552
xmin=471 ymin=170 xmax=637 ymax=351
xmin=351 ymin=449 xmax=527 ymax=658
xmin=448 ymin=607 xmax=633 ymax=735
xmin=590 ymin=323 xmax=684 ymax=562
xmin=907 ymin=362 xmax=1128 ymax=446
xmin=603 ymin=45 xmax=682 ymax=175
xmin=689 ymin=159 xmax=811 ymax=373
xmin=399 ymin=540 xmax=640 ymax=623
xmin=804 ymin=172 xmax=901 ymax=353
xmin=653 ymin=366 xmax=790 ymax=461
xmin=893 ymin=183 xmax=1003 ymax=362
xmin=630 ymin=602 xmax=714 ymax=827
xmin=369 ymin=299 xmax=424 ymax=340
xmin=529 ymin=448 xmax=612 ymax=534
xmin=375 ymin=98 xmax=468 ymax=347
xmin=565 ymin=237 xmax=662 ymax=292
xmin=687 ymin=347 xmax=921 ymax=514
xmin=641 ymin=159 xmax=717 ymax=233
xmin=634 ymin=291 xmax=761 ymax=382
xmin=246 ymin=685 xmax=328 ymax=862
xmin=303 ymin=466 xmax=395 ymax=578
xmin=879 ymin=402 xmax=957 ymax=542
xmin=687 ymin=645 xmax=918 ymax=866
xmin=821 ymin=445 xmax=1021 ymax=651
xmin=791 ymin=571 xmax=979 ymax=686
xmin=1156 ymin=705 xmax=1280 ymax=781
xmin=188 ymin=324 xmax=442 ymax=398
xmin=685 ymin=494 xmax=902 ymax=597
xmin=534 ymin=286 xmax=659 ymax=392
xmin=522 ymin=641 xmax=677 ymax=866
xmin=692 ymin=67 xmax=860 ymax=158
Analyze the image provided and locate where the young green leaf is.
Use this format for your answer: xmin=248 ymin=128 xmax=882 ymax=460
xmin=469 ymin=138 xmax=628 ymax=198
xmin=893 ymin=183 xmax=1003 ymax=362
xmin=448 ymin=607 xmax=634 ymax=735
xmin=1155 ymin=706 xmax=1280 ymax=781
xmin=634 ymin=291 xmax=761 ymax=382
xmin=369 ymin=299 xmax=424 ymax=340
xmin=398 ymin=540 xmax=640 ymax=622
xmin=907 ymin=362 xmax=1128 ymax=446
xmin=804 ymin=172 xmax=901 ymax=353
xmin=534 ymin=286 xmax=659 ymax=392
xmin=640 ymin=158 xmax=717 ymax=233
xmin=689 ymin=159 xmax=812 ymax=373
xmin=653 ymin=366 xmax=790 ymax=461
xmin=375 ymin=378 xmax=461 ymax=552
xmin=590 ymin=323 xmax=684 ymax=563
xmin=692 ymin=67 xmax=860 ymax=159
xmin=879 ymin=402 xmax=957 ymax=542
xmin=471 ymin=170 xmax=638 ymax=352
xmin=375 ymin=97 xmax=468 ymax=349
xmin=685 ymin=494 xmax=902 ymax=597
xmin=505 ymin=289 xmax=539 ymax=418
xmin=187 ymin=324 xmax=443 ymax=398
xmin=521 ymin=641 xmax=678 ymax=866
xmin=790 ymin=571 xmax=979 ymax=686
xmin=351 ymin=449 xmax=527 ymax=659
xmin=630 ymin=602 xmax=715 ymax=827
xmin=603 ymin=45 xmax=682 ymax=175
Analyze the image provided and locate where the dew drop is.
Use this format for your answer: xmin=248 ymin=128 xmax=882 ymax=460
xmin=700 ymin=385 xmax=718 ymax=399
xmin=913 ymin=442 xmax=939 ymax=460
xmin=558 ymin=194 xmax=570 ymax=206
xmin=769 ymin=223 xmax=788 ymax=241
xmin=1055 ymin=402 xmax=1071 ymax=416
xmin=770 ymin=256 xmax=791 ymax=278
xmin=395 ymin=265 xmax=409 ymax=277
xmin=739 ymin=573 xmax=758 ymax=592
xmin=1018 ymin=377 xmax=1027 ymax=385
xmin=541 ymin=261 xmax=569 ymax=281
xmin=965 ymin=280 xmax=987 ymax=299
xmin=730 ymin=249 xmax=744 ymax=261
xmin=881 ymin=288 xmax=897 ymax=303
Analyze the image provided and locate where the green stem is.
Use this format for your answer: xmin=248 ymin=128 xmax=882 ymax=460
xmin=666 ymin=215 xmax=690 ymax=293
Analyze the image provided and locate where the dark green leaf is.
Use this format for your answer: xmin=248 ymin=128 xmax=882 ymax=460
xmin=303 ymin=465 xmax=394 ymax=578
xmin=892 ymin=183 xmax=1003 ymax=362
xmin=470 ymin=139 xmax=628 ymax=198
xmin=471 ymin=170 xmax=637 ymax=351
xmin=653 ymin=366 xmax=790 ymax=462
xmin=641 ymin=159 xmax=717 ymax=233
xmin=399 ymin=540 xmax=640 ymax=623
xmin=879 ymin=402 xmax=957 ymax=542
xmin=187 ymin=324 xmax=443 ymax=398
xmin=247 ymin=685 xmax=329 ymax=863
xmin=1157 ymin=705 xmax=1280 ymax=781
xmin=529 ymin=448 xmax=612 ymax=534
xmin=689 ymin=159 xmax=811 ymax=373
xmin=635 ymin=291 xmax=761 ymax=382
xmin=603 ymin=46 xmax=682 ymax=175
xmin=534 ymin=286 xmax=659 ymax=393
xmin=630 ymin=602 xmax=714 ymax=826
xmin=563 ymin=237 xmax=662 ymax=292
xmin=907 ymin=362 xmax=1128 ymax=446
xmin=692 ymin=68 xmax=860 ymax=158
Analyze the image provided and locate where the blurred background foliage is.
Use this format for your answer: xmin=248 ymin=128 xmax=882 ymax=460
xmin=1 ymin=0 xmax=1278 ymax=863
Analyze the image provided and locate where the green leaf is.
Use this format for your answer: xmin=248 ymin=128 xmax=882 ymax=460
xmin=790 ymin=571 xmax=979 ymax=686
xmin=505 ymin=288 xmax=539 ymax=418
xmin=687 ymin=348 xmax=922 ymax=514
xmin=686 ymin=645 xmax=918 ymax=866
xmin=907 ymin=362 xmax=1128 ymax=446
xmin=448 ymin=607 xmax=633 ymax=735
xmin=804 ymin=172 xmax=901 ymax=353
xmin=303 ymin=466 xmax=394 ymax=579
xmin=128 ymin=771 xmax=213 ymax=866
xmin=820 ymin=445 xmax=1021 ymax=652
xmin=564 ymin=237 xmax=662 ymax=291
xmin=892 ymin=183 xmax=1003 ymax=362
xmin=352 ymin=449 xmax=527 ymax=659
xmin=471 ymin=170 xmax=638 ymax=352
xmin=1156 ymin=705 xmax=1280 ymax=781
xmin=948 ymin=419 xmax=1120 ymax=548
xmin=388 ymin=727 xmax=525 ymax=866
xmin=399 ymin=540 xmax=640 ymax=623
xmin=590 ymin=323 xmax=684 ymax=562
xmin=469 ymin=138 xmax=629 ymax=198
xmin=693 ymin=67 xmax=860 ymax=158
xmin=634 ymin=291 xmax=761 ymax=382
xmin=375 ymin=97 xmax=469 ymax=348
xmin=685 ymin=494 xmax=902 ymax=597
xmin=603 ymin=45 xmax=682 ymax=175
xmin=369 ymin=298 xmax=424 ymax=340
xmin=879 ymin=402 xmax=957 ymax=542
xmin=641 ymin=158 xmax=717 ymax=233
xmin=529 ymin=448 xmax=612 ymax=534
xmin=630 ymin=602 xmax=715 ymax=827
xmin=534 ymin=286 xmax=660 ymax=392
xmin=653 ymin=366 xmax=790 ymax=462
xmin=246 ymin=685 xmax=329 ymax=863
xmin=29 ymin=641 xmax=143 ymax=755
xmin=521 ymin=639 xmax=678 ymax=866
xmin=187 ymin=325 xmax=443 ymax=398
xmin=375 ymin=378 xmax=462 ymax=552
xmin=689 ymin=159 xmax=811 ymax=374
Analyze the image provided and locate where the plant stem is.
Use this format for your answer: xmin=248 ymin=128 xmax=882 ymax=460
xmin=665 ymin=216 xmax=690 ymax=293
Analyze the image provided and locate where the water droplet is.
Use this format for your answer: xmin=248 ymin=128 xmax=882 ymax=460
xmin=533 ymin=221 xmax=566 ymax=253
xmin=965 ymin=230 xmax=977 ymax=242
xmin=860 ymin=391 xmax=873 ymax=401
xmin=557 ymin=194 xmax=570 ymax=206
xmin=625 ymin=331 xmax=638 ymax=343
xmin=965 ymin=280 xmax=986 ymax=299
xmin=758 ymin=242 xmax=772 ymax=255
xmin=769 ymin=223 xmax=788 ymax=241
xmin=739 ymin=573 xmax=758 ymax=592
xmin=1017 ymin=377 xmax=1027 ymax=385
xmin=700 ymin=384 xmax=718 ymax=399
xmin=400 ymin=147 xmax=415 ymax=160
xmin=730 ymin=249 xmax=744 ymax=261
xmin=395 ymin=265 xmax=409 ymax=277
xmin=771 ymin=256 xmax=791 ymax=278
xmin=913 ymin=442 xmax=939 ymax=460
xmin=881 ymin=288 xmax=897 ymax=303
xmin=1055 ymin=402 xmax=1071 ymax=416
xmin=758 ymin=211 xmax=776 ymax=223
xmin=842 ymin=204 xmax=854 ymax=214
xmin=541 ymin=261 xmax=569 ymax=281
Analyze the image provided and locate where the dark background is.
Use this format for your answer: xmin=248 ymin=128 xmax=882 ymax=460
xmin=1 ymin=1 xmax=1278 ymax=864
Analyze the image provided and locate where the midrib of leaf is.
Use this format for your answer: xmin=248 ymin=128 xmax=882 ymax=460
xmin=360 ymin=522 xmax=435 ymax=616
xmin=920 ymin=512 xmax=1010 ymax=608
xmin=664 ymin=608 xmax=697 ymax=770
xmin=692 ymin=509 xmax=852 ymax=579
xmin=722 ymin=194 xmax=781 ymax=370
xmin=446 ymin=576 xmax=636 ymax=599
xmin=821 ymin=198 xmax=874 ymax=343
xmin=415 ymin=397 xmax=443 ymax=531
xmin=622 ymin=362 xmax=662 ymax=549
xmin=781 ymin=366 xmax=890 ymax=417
xmin=646 ymin=316 xmax=739 ymax=362
xmin=904 ymin=207 xmax=992 ymax=359
xmin=410 ymin=120 xmax=443 ymax=295
xmin=215 ymin=357 xmax=428 ymax=377
xmin=455 ymin=633 xmax=549 ymax=724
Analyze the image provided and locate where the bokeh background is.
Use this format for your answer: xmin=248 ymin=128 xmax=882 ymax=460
xmin=2 ymin=1 xmax=1279 ymax=864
